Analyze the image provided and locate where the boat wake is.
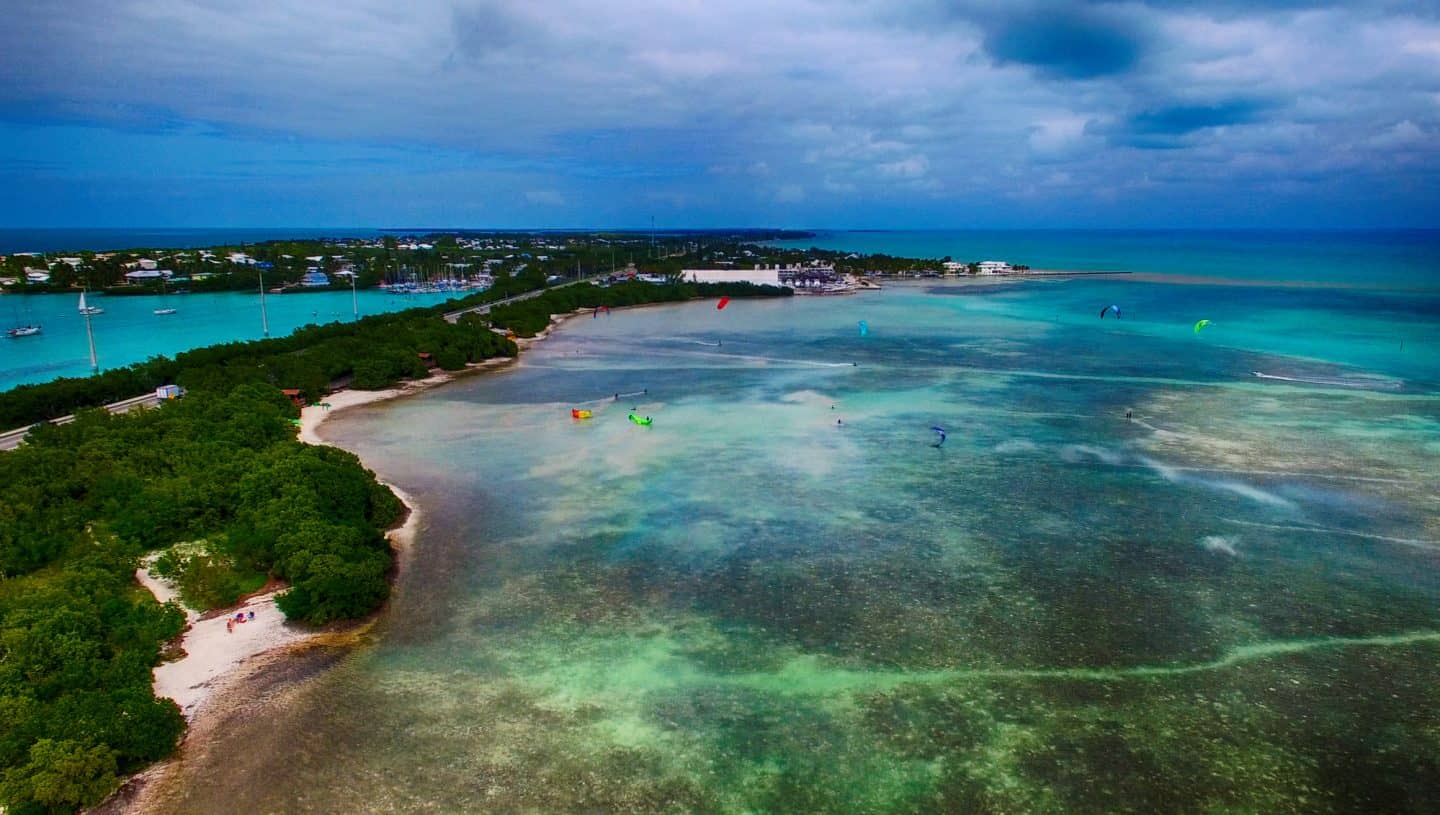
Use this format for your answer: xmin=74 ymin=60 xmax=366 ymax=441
xmin=1252 ymin=371 xmax=1403 ymax=390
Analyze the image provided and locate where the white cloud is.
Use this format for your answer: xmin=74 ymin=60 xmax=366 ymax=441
xmin=524 ymin=190 xmax=565 ymax=205
xmin=774 ymin=184 xmax=806 ymax=203
xmin=877 ymin=154 xmax=930 ymax=179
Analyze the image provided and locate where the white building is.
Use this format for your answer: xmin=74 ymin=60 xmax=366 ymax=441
xmin=24 ymin=268 xmax=50 ymax=283
xmin=124 ymin=268 xmax=173 ymax=281
xmin=682 ymin=267 xmax=782 ymax=286
xmin=942 ymin=261 xmax=966 ymax=275
xmin=228 ymin=252 xmax=256 ymax=265
xmin=977 ymin=260 xmax=1012 ymax=275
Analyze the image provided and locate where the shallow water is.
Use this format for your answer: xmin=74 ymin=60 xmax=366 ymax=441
xmin=151 ymin=278 xmax=1440 ymax=814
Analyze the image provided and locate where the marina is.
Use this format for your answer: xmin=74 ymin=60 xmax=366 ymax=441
xmin=0 ymin=287 xmax=465 ymax=390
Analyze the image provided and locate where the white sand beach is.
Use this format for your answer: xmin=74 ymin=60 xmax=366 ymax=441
xmin=138 ymin=313 xmax=583 ymax=728
xmin=109 ymin=308 xmax=611 ymax=812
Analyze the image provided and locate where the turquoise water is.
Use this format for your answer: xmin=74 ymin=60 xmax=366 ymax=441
xmin=6 ymin=230 xmax=1435 ymax=397
xmin=0 ymin=289 xmax=460 ymax=391
xmin=770 ymin=229 xmax=1440 ymax=289
xmin=148 ymin=272 xmax=1440 ymax=813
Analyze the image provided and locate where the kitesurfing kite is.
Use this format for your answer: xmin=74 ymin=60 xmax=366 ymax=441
xmin=1100 ymin=305 xmax=1121 ymax=319
xmin=717 ymin=297 xmax=730 ymax=310
xmin=931 ymin=426 xmax=947 ymax=447
xmin=571 ymin=408 xmax=593 ymax=419
xmin=859 ymin=320 xmax=869 ymax=337
xmin=1194 ymin=319 xmax=1212 ymax=334
xmin=628 ymin=413 xmax=653 ymax=426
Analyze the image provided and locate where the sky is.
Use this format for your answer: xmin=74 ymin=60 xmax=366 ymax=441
xmin=1 ymin=0 xmax=1438 ymax=229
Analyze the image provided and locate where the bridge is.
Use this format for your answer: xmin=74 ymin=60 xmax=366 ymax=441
xmin=442 ymin=275 xmax=593 ymax=323
xmin=3 ymin=277 xmax=602 ymax=450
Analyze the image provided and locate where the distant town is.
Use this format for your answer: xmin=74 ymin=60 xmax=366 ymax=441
xmin=0 ymin=230 xmax=1033 ymax=301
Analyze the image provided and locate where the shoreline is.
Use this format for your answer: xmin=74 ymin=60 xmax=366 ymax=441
xmin=108 ymin=306 xmax=591 ymax=812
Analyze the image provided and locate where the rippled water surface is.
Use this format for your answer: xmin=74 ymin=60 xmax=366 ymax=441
xmin=153 ymin=277 xmax=1440 ymax=814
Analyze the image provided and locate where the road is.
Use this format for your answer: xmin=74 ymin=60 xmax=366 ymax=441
xmin=443 ymin=275 xmax=593 ymax=323
xmin=3 ymin=280 xmax=590 ymax=450
xmin=0 ymin=393 xmax=160 ymax=451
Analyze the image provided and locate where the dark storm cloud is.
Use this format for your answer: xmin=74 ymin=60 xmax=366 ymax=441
xmin=1090 ymin=99 xmax=1274 ymax=148
xmin=1130 ymin=101 xmax=1268 ymax=135
xmin=981 ymin=6 xmax=1147 ymax=79
xmin=0 ymin=0 xmax=1437 ymax=227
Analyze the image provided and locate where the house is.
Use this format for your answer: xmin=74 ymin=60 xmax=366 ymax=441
xmin=24 ymin=268 xmax=50 ymax=283
xmin=280 ymin=389 xmax=306 ymax=406
xmin=136 ymin=259 xmax=159 ymax=270
xmin=124 ymin=269 xmax=172 ymax=281
xmin=228 ymin=252 xmax=256 ymax=265
xmin=942 ymin=261 xmax=966 ymax=275
xmin=300 ymin=270 xmax=330 ymax=287
xmin=977 ymin=260 xmax=1012 ymax=275
xmin=57 ymin=257 xmax=83 ymax=268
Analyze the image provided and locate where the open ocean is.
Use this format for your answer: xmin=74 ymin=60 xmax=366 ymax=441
xmin=141 ymin=230 xmax=1440 ymax=813
xmin=771 ymin=229 xmax=1440 ymax=289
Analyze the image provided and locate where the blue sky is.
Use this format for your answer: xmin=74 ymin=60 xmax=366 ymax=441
xmin=1 ymin=0 xmax=1437 ymax=228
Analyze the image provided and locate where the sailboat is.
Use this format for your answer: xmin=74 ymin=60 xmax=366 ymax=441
xmin=78 ymin=290 xmax=104 ymax=316
xmin=6 ymin=297 xmax=41 ymax=338
xmin=154 ymin=278 xmax=176 ymax=315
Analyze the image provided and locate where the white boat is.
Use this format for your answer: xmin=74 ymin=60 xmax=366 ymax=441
xmin=154 ymin=279 xmax=178 ymax=315
xmin=78 ymin=291 xmax=103 ymax=315
xmin=7 ymin=300 xmax=41 ymax=337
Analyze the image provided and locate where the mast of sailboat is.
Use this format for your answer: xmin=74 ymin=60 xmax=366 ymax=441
xmin=257 ymin=267 xmax=270 ymax=337
xmin=82 ymin=291 xmax=98 ymax=373
xmin=350 ymin=271 xmax=358 ymax=321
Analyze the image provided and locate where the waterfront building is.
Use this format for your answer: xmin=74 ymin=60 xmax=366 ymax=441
xmin=682 ymin=266 xmax=782 ymax=286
